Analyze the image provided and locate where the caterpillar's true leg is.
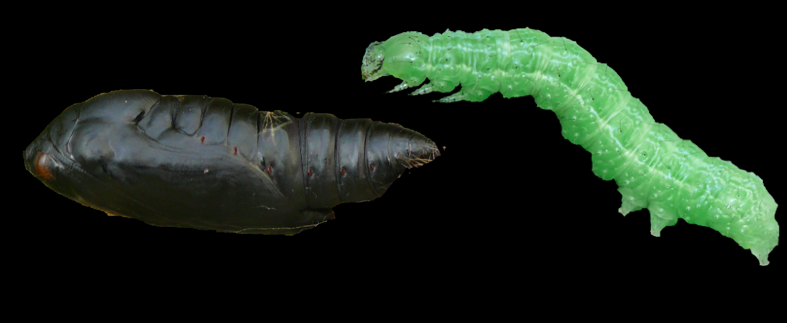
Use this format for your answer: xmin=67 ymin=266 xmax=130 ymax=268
xmin=388 ymin=81 xmax=411 ymax=93
xmin=409 ymin=84 xmax=435 ymax=96
xmin=434 ymin=85 xmax=495 ymax=103
xmin=412 ymin=80 xmax=457 ymax=96
xmin=433 ymin=91 xmax=465 ymax=103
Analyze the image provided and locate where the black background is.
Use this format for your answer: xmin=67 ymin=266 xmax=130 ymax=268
xmin=13 ymin=6 xmax=783 ymax=292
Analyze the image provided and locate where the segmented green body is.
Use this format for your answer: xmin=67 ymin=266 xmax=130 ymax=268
xmin=362 ymin=28 xmax=779 ymax=265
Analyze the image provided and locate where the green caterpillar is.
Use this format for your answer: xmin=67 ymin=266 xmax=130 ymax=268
xmin=361 ymin=28 xmax=779 ymax=265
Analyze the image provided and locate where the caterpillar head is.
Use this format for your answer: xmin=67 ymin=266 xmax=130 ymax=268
xmin=362 ymin=32 xmax=430 ymax=84
xmin=361 ymin=41 xmax=388 ymax=81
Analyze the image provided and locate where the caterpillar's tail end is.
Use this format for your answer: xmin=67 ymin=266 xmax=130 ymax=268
xmin=748 ymin=223 xmax=777 ymax=266
xmin=747 ymin=198 xmax=778 ymax=266
xmin=361 ymin=41 xmax=388 ymax=82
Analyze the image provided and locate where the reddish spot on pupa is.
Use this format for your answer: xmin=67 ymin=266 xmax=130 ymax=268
xmin=341 ymin=168 xmax=345 ymax=176
xmin=201 ymin=136 xmax=205 ymax=143
xmin=308 ymin=168 xmax=313 ymax=176
xmin=369 ymin=164 xmax=374 ymax=171
xmin=267 ymin=166 xmax=272 ymax=174
xmin=234 ymin=147 xmax=238 ymax=155
xmin=34 ymin=152 xmax=54 ymax=180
